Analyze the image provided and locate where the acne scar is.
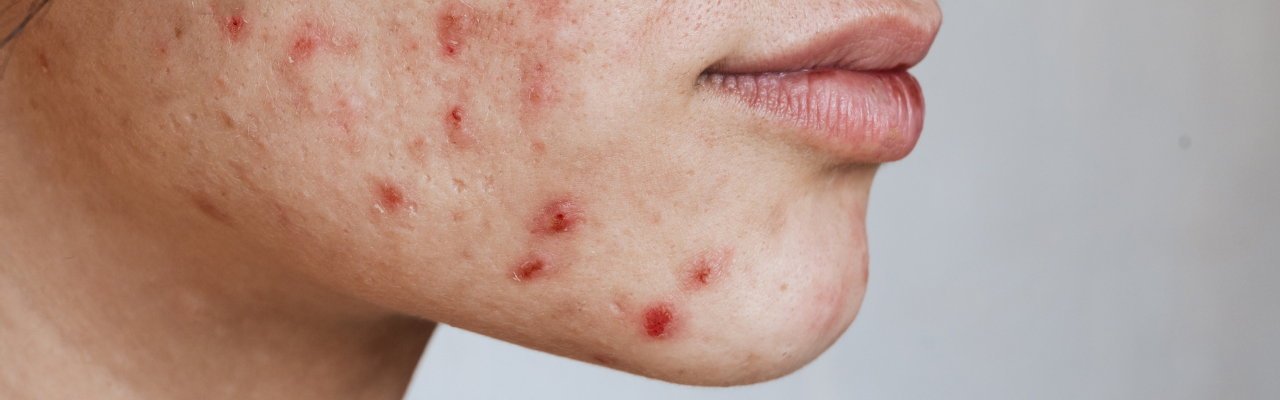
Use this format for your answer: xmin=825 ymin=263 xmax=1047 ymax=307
xmin=531 ymin=198 xmax=581 ymax=235
xmin=681 ymin=248 xmax=734 ymax=292
xmin=642 ymin=302 xmax=678 ymax=339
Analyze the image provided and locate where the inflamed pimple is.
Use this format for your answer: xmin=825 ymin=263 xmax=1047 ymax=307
xmin=681 ymin=248 xmax=733 ymax=292
xmin=436 ymin=1 xmax=480 ymax=58
xmin=530 ymin=198 xmax=581 ymax=235
xmin=191 ymin=194 xmax=232 ymax=226
xmin=642 ymin=302 xmax=678 ymax=339
xmin=288 ymin=22 xmax=327 ymax=63
xmin=373 ymin=180 xmax=414 ymax=214
xmin=286 ymin=19 xmax=359 ymax=64
xmin=445 ymin=106 xmax=477 ymax=148
xmin=511 ymin=255 xmax=553 ymax=282
xmin=222 ymin=14 xmax=249 ymax=43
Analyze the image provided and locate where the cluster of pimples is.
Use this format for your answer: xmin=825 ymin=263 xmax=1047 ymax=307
xmin=178 ymin=0 xmax=740 ymax=364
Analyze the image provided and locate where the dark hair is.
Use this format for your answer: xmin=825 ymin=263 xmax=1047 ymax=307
xmin=2 ymin=0 xmax=52 ymax=49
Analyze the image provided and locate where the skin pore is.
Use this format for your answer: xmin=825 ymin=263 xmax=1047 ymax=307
xmin=0 ymin=0 xmax=940 ymax=398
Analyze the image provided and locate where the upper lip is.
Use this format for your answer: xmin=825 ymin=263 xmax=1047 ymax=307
xmin=705 ymin=3 xmax=942 ymax=74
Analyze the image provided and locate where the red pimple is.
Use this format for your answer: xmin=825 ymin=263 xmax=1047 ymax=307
xmin=532 ymin=0 xmax=568 ymax=19
xmin=192 ymin=195 xmax=232 ymax=226
xmin=223 ymin=15 xmax=250 ymax=43
xmin=512 ymin=257 xmax=551 ymax=282
xmin=681 ymin=248 xmax=733 ymax=292
xmin=591 ymin=354 xmax=617 ymax=366
xmin=37 ymin=51 xmax=50 ymax=73
xmin=374 ymin=180 xmax=414 ymax=213
xmin=288 ymin=22 xmax=331 ymax=63
xmin=445 ymin=106 xmax=477 ymax=148
xmin=437 ymin=1 xmax=480 ymax=58
xmin=521 ymin=59 xmax=558 ymax=106
xmin=531 ymin=198 xmax=581 ymax=235
xmin=642 ymin=302 xmax=678 ymax=339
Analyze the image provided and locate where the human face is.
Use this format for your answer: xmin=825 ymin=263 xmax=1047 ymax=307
xmin=10 ymin=0 xmax=939 ymax=385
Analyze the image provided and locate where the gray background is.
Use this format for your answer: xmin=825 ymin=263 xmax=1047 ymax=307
xmin=406 ymin=0 xmax=1280 ymax=398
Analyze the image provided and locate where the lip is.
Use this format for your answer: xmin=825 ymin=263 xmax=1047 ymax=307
xmin=699 ymin=69 xmax=923 ymax=163
xmin=701 ymin=6 xmax=939 ymax=163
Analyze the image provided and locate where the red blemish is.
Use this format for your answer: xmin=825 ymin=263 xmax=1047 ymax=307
xmin=271 ymin=201 xmax=294 ymax=228
xmin=289 ymin=22 xmax=328 ymax=63
xmin=445 ymin=106 xmax=477 ymax=148
xmin=437 ymin=1 xmax=480 ymax=58
xmin=642 ymin=302 xmax=678 ymax=339
xmin=408 ymin=136 xmax=431 ymax=160
xmin=531 ymin=198 xmax=581 ymax=235
xmin=681 ymin=248 xmax=733 ymax=292
xmin=223 ymin=15 xmax=250 ymax=43
xmin=591 ymin=354 xmax=617 ymax=366
xmin=532 ymin=0 xmax=568 ymax=19
xmin=373 ymin=180 xmax=414 ymax=213
xmin=511 ymin=255 xmax=554 ymax=282
xmin=37 ymin=52 xmax=50 ymax=73
xmin=324 ymin=93 xmax=367 ymax=133
xmin=192 ymin=195 xmax=232 ymax=226
xmin=520 ymin=58 xmax=559 ymax=110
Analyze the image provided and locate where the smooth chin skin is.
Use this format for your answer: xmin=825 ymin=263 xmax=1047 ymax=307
xmin=0 ymin=0 xmax=939 ymax=390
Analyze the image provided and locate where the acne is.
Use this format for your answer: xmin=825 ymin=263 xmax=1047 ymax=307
xmin=436 ymin=1 xmax=481 ymax=58
xmin=223 ymin=15 xmax=249 ymax=43
xmin=211 ymin=1 xmax=250 ymax=44
xmin=36 ymin=51 xmax=50 ymax=75
xmin=373 ymin=180 xmax=414 ymax=214
xmin=530 ymin=198 xmax=581 ymax=236
xmin=192 ymin=194 xmax=232 ymax=226
xmin=289 ymin=22 xmax=327 ymax=64
xmin=520 ymin=59 xmax=558 ymax=110
xmin=591 ymin=354 xmax=617 ymax=366
xmin=511 ymin=254 xmax=555 ymax=282
xmin=445 ymin=106 xmax=477 ymax=148
xmin=271 ymin=202 xmax=295 ymax=228
xmin=641 ymin=302 xmax=679 ymax=339
xmin=681 ymin=248 xmax=733 ymax=292
xmin=284 ymin=19 xmax=356 ymax=65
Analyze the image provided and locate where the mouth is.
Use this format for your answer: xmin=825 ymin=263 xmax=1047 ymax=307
xmin=699 ymin=5 xmax=940 ymax=164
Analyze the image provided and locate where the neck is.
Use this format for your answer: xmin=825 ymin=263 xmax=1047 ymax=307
xmin=0 ymin=108 xmax=433 ymax=400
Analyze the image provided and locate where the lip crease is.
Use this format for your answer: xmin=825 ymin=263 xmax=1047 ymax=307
xmin=701 ymin=8 xmax=939 ymax=163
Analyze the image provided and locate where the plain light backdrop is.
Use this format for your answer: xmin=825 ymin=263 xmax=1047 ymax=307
xmin=406 ymin=0 xmax=1280 ymax=398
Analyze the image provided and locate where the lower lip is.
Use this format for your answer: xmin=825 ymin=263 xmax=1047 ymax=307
xmin=699 ymin=70 xmax=924 ymax=163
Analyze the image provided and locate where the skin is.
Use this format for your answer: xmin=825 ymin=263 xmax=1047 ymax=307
xmin=0 ymin=0 xmax=941 ymax=398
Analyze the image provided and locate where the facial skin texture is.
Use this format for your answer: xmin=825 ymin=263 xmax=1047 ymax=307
xmin=0 ymin=0 xmax=940 ymax=397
